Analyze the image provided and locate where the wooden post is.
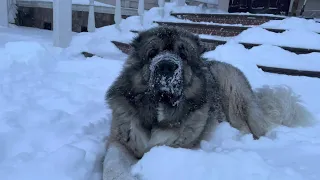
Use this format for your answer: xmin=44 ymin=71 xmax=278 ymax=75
xmin=88 ymin=0 xmax=96 ymax=32
xmin=288 ymin=0 xmax=294 ymax=15
xmin=0 ymin=0 xmax=9 ymax=27
xmin=291 ymin=0 xmax=301 ymax=16
xmin=299 ymin=0 xmax=308 ymax=16
xmin=53 ymin=0 xmax=72 ymax=48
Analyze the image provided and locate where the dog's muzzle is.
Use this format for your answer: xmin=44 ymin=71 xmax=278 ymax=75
xmin=149 ymin=52 xmax=183 ymax=104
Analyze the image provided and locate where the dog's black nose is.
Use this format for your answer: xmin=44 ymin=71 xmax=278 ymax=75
xmin=155 ymin=61 xmax=178 ymax=76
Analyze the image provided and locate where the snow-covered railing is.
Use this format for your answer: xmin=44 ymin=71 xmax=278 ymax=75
xmin=193 ymin=0 xmax=217 ymax=5
xmin=53 ymin=0 xmax=72 ymax=48
xmin=0 ymin=0 xmax=9 ymax=27
xmin=8 ymin=0 xmax=18 ymax=24
xmin=188 ymin=0 xmax=230 ymax=11
xmin=176 ymin=0 xmax=186 ymax=6
xmin=88 ymin=0 xmax=96 ymax=32
xmin=158 ymin=0 xmax=165 ymax=18
xmin=138 ymin=0 xmax=144 ymax=25
xmin=115 ymin=0 xmax=122 ymax=31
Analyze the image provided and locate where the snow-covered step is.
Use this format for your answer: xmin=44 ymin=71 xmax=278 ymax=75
xmin=202 ymin=38 xmax=320 ymax=55
xmin=154 ymin=21 xmax=320 ymax=37
xmin=105 ymin=40 xmax=320 ymax=79
xmin=129 ymin=30 xmax=320 ymax=55
xmin=257 ymin=65 xmax=320 ymax=78
xmin=171 ymin=12 xmax=285 ymax=26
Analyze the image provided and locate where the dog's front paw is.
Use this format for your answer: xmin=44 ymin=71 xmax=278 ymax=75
xmin=146 ymin=128 xmax=179 ymax=151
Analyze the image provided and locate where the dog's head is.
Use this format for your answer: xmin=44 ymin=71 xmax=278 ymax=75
xmin=127 ymin=26 xmax=206 ymax=106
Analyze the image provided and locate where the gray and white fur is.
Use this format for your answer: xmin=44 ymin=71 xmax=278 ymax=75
xmin=102 ymin=26 xmax=315 ymax=180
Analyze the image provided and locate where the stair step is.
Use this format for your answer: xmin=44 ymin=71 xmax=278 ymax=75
xmin=105 ymin=40 xmax=320 ymax=79
xmin=171 ymin=13 xmax=285 ymax=25
xmin=257 ymin=65 xmax=320 ymax=78
xmin=153 ymin=21 xmax=302 ymax=37
xmin=130 ymin=30 xmax=320 ymax=55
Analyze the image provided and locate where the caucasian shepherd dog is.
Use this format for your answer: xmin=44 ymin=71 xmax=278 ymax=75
xmin=102 ymin=26 xmax=314 ymax=180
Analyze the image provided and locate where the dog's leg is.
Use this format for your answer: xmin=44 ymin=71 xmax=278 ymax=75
xmin=147 ymin=128 xmax=179 ymax=149
xmin=206 ymin=61 xmax=272 ymax=138
xmin=102 ymin=140 xmax=138 ymax=180
xmin=207 ymin=61 xmax=252 ymax=134
xmin=146 ymin=104 xmax=211 ymax=151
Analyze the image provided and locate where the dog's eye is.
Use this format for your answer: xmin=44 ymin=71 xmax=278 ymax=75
xmin=148 ymin=49 xmax=158 ymax=59
xmin=180 ymin=52 xmax=187 ymax=60
xmin=178 ymin=45 xmax=187 ymax=60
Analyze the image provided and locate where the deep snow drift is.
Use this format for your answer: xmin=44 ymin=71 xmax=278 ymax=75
xmin=1 ymin=2 xmax=320 ymax=180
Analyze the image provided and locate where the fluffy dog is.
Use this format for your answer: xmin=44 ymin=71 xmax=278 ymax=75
xmin=102 ymin=26 xmax=314 ymax=180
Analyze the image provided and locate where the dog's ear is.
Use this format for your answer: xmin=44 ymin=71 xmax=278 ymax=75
xmin=130 ymin=33 xmax=142 ymax=51
xmin=191 ymin=34 xmax=207 ymax=55
xmin=199 ymin=43 xmax=207 ymax=55
xmin=130 ymin=28 xmax=151 ymax=51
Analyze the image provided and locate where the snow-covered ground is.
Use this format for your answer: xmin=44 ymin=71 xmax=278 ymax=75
xmin=0 ymin=25 xmax=56 ymax=47
xmin=1 ymin=2 xmax=320 ymax=180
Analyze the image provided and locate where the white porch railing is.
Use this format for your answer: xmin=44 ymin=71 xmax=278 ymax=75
xmin=0 ymin=0 xmax=9 ymax=27
xmin=114 ymin=0 xmax=122 ymax=31
xmin=53 ymin=0 xmax=72 ymax=48
xmin=3 ymin=0 xmax=188 ymax=48
xmin=88 ymin=0 xmax=96 ymax=32
xmin=138 ymin=0 xmax=145 ymax=25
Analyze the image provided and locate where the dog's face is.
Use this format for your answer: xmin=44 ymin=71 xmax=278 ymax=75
xmin=127 ymin=26 xmax=206 ymax=106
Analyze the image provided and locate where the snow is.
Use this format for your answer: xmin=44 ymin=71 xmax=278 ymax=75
xmin=0 ymin=2 xmax=320 ymax=180
xmin=153 ymin=8 xmax=320 ymax=50
xmin=206 ymin=41 xmax=320 ymax=71
xmin=232 ymin=27 xmax=320 ymax=50
xmin=168 ymin=3 xmax=224 ymax=14
xmin=132 ymin=120 xmax=320 ymax=180
xmin=261 ymin=17 xmax=320 ymax=32
xmin=18 ymin=0 xmax=114 ymax=7
xmin=0 ymin=25 xmax=68 ymax=47
xmin=0 ymin=38 xmax=119 ymax=179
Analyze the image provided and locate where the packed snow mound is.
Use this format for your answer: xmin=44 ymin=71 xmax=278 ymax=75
xmin=1 ymin=145 xmax=88 ymax=180
xmin=132 ymin=121 xmax=320 ymax=180
xmin=0 ymin=42 xmax=124 ymax=180
xmin=233 ymin=27 xmax=320 ymax=49
xmin=132 ymin=145 xmax=305 ymax=180
xmin=261 ymin=17 xmax=320 ymax=32
xmin=203 ymin=41 xmax=320 ymax=73
xmin=0 ymin=41 xmax=56 ymax=72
